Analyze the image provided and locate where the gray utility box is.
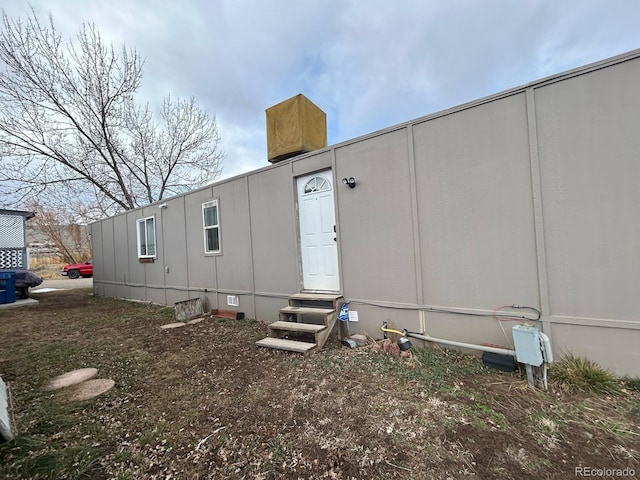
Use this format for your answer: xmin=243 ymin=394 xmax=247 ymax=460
xmin=512 ymin=325 xmax=544 ymax=366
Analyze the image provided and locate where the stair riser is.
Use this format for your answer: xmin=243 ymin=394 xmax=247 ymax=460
xmin=288 ymin=294 xmax=343 ymax=311
xmin=268 ymin=329 xmax=327 ymax=343
xmin=279 ymin=313 xmax=328 ymax=325
xmin=290 ymin=299 xmax=337 ymax=310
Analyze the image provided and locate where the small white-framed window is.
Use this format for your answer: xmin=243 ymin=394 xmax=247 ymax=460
xmin=136 ymin=216 xmax=156 ymax=258
xmin=203 ymin=200 xmax=221 ymax=254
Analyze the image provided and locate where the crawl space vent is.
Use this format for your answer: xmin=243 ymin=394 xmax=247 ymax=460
xmin=227 ymin=295 xmax=239 ymax=307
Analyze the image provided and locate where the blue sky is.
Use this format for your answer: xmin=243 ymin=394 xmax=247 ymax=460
xmin=3 ymin=1 xmax=640 ymax=179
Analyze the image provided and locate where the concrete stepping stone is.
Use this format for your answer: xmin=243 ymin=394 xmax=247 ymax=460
xmin=46 ymin=368 xmax=98 ymax=391
xmin=1 ymin=376 xmax=13 ymax=441
xmin=160 ymin=322 xmax=187 ymax=329
xmin=65 ymin=379 xmax=115 ymax=402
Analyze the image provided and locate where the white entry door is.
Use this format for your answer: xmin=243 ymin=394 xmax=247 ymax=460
xmin=297 ymin=170 xmax=340 ymax=291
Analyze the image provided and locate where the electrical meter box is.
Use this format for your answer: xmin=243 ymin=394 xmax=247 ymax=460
xmin=266 ymin=94 xmax=327 ymax=163
xmin=512 ymin=325 xmax=543 ymax=366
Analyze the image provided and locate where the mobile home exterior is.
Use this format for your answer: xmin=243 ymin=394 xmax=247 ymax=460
xmin=92 ymin=50 xmax=640 ymax=377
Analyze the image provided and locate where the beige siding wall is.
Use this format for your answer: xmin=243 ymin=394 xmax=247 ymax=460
xmin=414 ymin=94 xmax=539 ymax=309
xmin=184 ymin=187 xmax=216 ymax=292
xmin=113 ymin=214 xmax=130 ymax=299
xmin=536 ymin=59 xmax=640 ymax=321
xmin=214 ymin=180 xmax=252 ymax=293
xmin=91 ymin=221 xmax=104 ymax=297
xmin=92 ymin=51 xmax=640 ymax=376
xmin=100 ymin=218 xmax=116 ymax=298
xmin=336 ymin=128 xmax=418 ymax=305
xmin=248 ymin=165 xmax=299 ymax=297
xmin=532 ymin=58 xmax=640 ymax=375
xmin=161 ymin=196 xmax=189 ymax=290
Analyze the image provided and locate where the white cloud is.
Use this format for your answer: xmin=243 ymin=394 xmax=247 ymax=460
xmin=2 ymin=0 xmax=640 ymax=178
xmin=217 ymin=120 xmax=266 ymax=181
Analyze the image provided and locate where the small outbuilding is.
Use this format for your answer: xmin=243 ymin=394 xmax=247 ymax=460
xmin=92 ymin=50 xmax=640 ymax=377
xmin=0 ymin=209 xmax=35 ymax=269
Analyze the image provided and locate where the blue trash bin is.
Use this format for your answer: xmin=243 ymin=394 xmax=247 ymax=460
xmin=0 ymin=272 xmax=16 ymax=304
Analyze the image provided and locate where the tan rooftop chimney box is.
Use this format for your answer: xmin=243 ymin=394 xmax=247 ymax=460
xmin=266 ymin=94 xmax=327 ymax=163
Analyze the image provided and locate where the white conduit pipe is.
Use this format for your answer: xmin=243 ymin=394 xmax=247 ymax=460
xmin=406 ymin=332 xmax=517 ymax=357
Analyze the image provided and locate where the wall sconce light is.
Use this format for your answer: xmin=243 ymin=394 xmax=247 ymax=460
xmin=342 ymin=177 xmax=356 ymax=189
xmin=158 ymin=203 xmax=167 ymax=209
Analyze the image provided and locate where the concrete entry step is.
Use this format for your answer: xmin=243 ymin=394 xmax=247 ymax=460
xmin=256 ymin=337 xmax=316 ymax=353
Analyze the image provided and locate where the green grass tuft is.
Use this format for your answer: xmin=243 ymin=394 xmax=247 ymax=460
xmin=314 ymin=344 xmax=488 ymax=392
xmin=623 ymin=377 xmax=640 ymax=392
xmin=550 ymin=354 xmax=621 ymax=395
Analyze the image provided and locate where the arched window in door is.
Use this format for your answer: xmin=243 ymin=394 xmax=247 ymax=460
xmin=303 ymin=176 xmax=331 ymax=194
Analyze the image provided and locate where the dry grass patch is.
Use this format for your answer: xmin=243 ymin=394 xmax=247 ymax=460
xmin=0 ymin=290 xmax=638 ymax=479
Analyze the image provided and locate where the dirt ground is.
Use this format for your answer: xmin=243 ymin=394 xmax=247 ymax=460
xmin=0 ymin=290 xmax=638 ymax=479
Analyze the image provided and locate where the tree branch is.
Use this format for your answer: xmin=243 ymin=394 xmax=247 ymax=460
xmin=0 ymin=8 xmax=223 ymax=214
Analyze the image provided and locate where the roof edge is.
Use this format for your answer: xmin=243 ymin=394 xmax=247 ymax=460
xmin=0 ymin=209 xmax=36 ymax=220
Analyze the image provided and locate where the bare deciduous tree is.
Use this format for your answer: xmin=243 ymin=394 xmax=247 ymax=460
xmin=0 ymin=8 xmax=224 ymax=214
xmin=27 ymin=199 xmax=92 ymax=265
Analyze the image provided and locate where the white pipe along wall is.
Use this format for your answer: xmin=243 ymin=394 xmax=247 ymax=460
xmin=406 ymin=332 xmax=517 ymax=357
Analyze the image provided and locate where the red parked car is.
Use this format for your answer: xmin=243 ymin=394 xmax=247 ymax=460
xmin=61 ymin=259 xmax=93 ymax=279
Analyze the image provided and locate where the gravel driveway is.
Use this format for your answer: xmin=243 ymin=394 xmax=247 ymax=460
xmin=32 ymin=277 xmax=93 ymax=292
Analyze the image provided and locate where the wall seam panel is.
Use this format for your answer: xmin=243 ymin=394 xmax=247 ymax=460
xmin=406 ymin=125 xmax=424 ymax=313
xmin=288 ymin=161 xmax=302 ymax=293
xmin=330 ymin=147 xmax=344 ymax=294
xmin=246 ymin=175 xmax=257 ymax=317
xmin=525 ymin=88 xmax=551 ymax=333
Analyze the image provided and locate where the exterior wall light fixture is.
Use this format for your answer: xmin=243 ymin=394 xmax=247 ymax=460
xmin=342 ymin=177 xmax=356 ymax=188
